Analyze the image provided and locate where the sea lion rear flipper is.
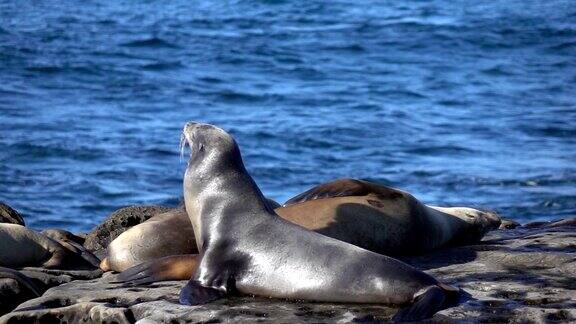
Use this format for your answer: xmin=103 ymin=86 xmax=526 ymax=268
xmin=392 ymin=284 xmax=459 ymax=322
xmin=114 ymin=254 xmax=199 ymax=285
xmin=284 ymin=179 xmax=373 ymax=206
xmin=179 ymin=280 xmax=226 ymax=305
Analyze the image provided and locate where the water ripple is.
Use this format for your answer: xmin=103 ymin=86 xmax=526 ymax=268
xmin=0 ymin=0 xmax=574 ymax=231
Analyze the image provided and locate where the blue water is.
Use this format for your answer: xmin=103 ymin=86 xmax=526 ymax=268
xmin=1 ymin=1 xmax=575 ymax=232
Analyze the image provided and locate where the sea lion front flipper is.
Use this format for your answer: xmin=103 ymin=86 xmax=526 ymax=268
xmin=42 ymin=247 xmax=98 ymax=270
xmin=114 ymin=254 xmax=199 ymax=285
xmin=58 ymin=239 xmax=101 ymax=268
xmin=392 ymin=284 xmax=460 ymax=322
xmin=179 ymin=280 xmax=227 ymax=305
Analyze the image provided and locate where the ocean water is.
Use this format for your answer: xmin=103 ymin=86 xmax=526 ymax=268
xmin=0 ymin=0 xmax=575 ymax=232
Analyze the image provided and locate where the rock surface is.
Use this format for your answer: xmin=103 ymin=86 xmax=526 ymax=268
xmin=0 ymin=203 xmax=25 ymax=226
xmin=0 ymin=267 xmax=102 ymax=317
xmin=83 ymin=205 xmax=173 ymax=258
xmin=0 ymin=277 xmax=37 ymax=316
xmin=2 ymin=220 xmax=575 ymax=323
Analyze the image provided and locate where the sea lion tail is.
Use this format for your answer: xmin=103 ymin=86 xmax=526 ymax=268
xmin=0 ymin=267 xmax=42 ymax=297
xmin=392 ymin=283 xmax=460 ymax=322
xmin=113 ymin=254 xmax=199 ymax=285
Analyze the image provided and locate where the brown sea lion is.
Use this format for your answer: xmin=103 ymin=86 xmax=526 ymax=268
xmin=102 ymin=209 xmax=195 ymax=272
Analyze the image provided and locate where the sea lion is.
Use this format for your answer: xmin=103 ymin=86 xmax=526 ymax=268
xmin=0 ymin=224 xmax=96 ymax=269
xmin=172 ymin=122 xmax=461 ymax=321
xmin=42 ymin=229 xmax=101 ymax=268
xmin=112 ymin=178 xmax=500 ymax=278
xmin=102 ymin=209 xmax=196 ymax=272
xmin=278 ymin=178 xmax=501 ymax=255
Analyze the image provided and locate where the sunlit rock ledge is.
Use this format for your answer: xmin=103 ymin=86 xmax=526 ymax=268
xmin=1 ymin=220 xmax=575 ymax=323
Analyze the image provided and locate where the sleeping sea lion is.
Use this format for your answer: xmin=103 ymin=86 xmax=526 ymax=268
xmin=0 ymin=224 xmax=96 ymax=269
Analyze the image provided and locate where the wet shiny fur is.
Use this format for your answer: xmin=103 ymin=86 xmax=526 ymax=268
xmin=179 ymin=122 xmax=461 ymax=321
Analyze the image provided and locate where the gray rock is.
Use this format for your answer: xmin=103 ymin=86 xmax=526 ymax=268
xmin=17 ymin=267 xmax=103 ymax=290
xmin=0 ymin=278 xmax=35 ymax=316
xmin=0 ymin=203 xmax=24 ymax=226
xmin=0 ymin=267 xmax=41 ymax=317
xmin=2 ymin=221 xmax=575 ymax=323
xmin=0 ymin=267 xmax=102 ymax=316
xmin=83 ymin=205 xmax=173 ymax=257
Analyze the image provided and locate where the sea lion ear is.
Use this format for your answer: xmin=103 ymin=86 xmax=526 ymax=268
xmin=179 ymin=280 xmax=227 ymax=305
xmin=283 ymin=178 xmax=377 ymax=206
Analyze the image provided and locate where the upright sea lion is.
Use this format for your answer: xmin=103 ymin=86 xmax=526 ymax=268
xmin=0 ymin=224 xmax=96 ymax=269
xmin=112 ymin=178 xmax=500 ymax=278
xmin=172 ymin=122 xmax=461 ymax=321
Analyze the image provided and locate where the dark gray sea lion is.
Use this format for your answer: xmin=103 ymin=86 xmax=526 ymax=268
xmin=0 ymin=224 xmax=96 ymax=269
xmin=42 ymin=229 xmax=101 ymax=268
xmin=176 ymin=122 xmax=460 ymax=321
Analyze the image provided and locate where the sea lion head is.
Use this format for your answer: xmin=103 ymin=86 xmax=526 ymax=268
xmin=181 ymin=122 xmax=241 ymax=170
xmin=180 ymin=122 xmax=245 ymax=250
xmin=435 ymin=207 xmax=502 ymax=245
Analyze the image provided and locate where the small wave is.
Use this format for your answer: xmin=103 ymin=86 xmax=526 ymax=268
xmin=481 ymin=65 xmax=515 ymax=76
xmin=436 ymin=99 xmax=470 ymax=107
xmin=141 ymin=61 xmax=183 ymax=71
xmin=9 ymin=143 xmax=103 ymax=161
xmin=322 ymin=43 xmax=365 ymax=53
xmin=547 ymin=41 xmax=576 ymax=52
xmin=25 ymin=66 xmax=63 ymax=73
xmin=121 ymin=37 xmax=179 ymax=49
xmin=198 ymin=76 xmax=225 ymax=84
xmin=373 ymin=89 xmax=427 ymax=100
xmin=532 ymin=126 xmax=576 ymax=138
xmin=218 ymin=90 xmax=263 ymax=103
xmin=405 ymin=146 xmax=476 ymax=155
xmin=143 ymin=148 xmax=177 ymax=157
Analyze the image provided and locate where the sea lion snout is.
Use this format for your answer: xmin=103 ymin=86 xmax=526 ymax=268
xmin=471 ymin=210 xmax=502 ymax=232
xmin=181 ymin=122 xmax=239 ymax=166
xmin=483 ymin=211 xmax=502 ymax=230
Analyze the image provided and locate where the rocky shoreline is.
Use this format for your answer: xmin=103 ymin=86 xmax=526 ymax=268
xmin=1 ymin=203 xmax=575 ymax=323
